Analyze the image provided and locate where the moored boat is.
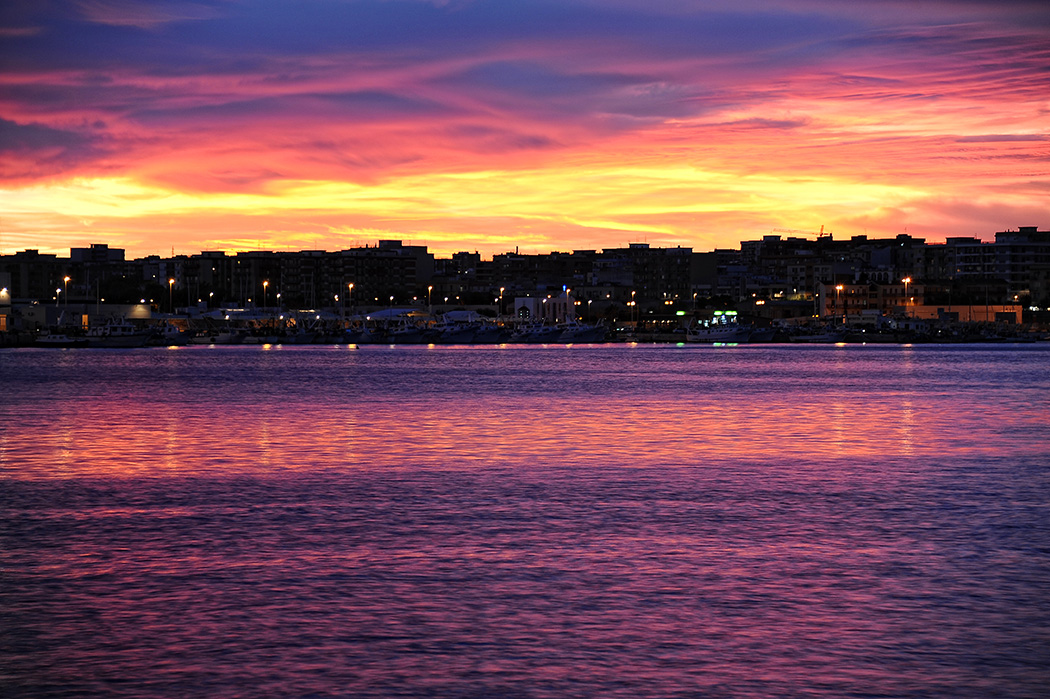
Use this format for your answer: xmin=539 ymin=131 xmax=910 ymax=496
xmin=434 ymin=323 xmax=478 ymax=344
xmin=685 ymin=312 xmax=752 ymax=343
xmin=385 ymin=320 xmax=429 ymax=344
xmin=86 ymin=320 xmax=151 ymax=348
xmin=149 ymin=322 xmax=189 ymax=346
xmin=35 ymin=331 xmax=89 ymax=348
xmin=685 ymin=324 xmax=751 ymax=343
xmin=188 ymin=329 xmax=248 ymax=345
xmin=748 ymin=327 xmax=776 ymax=343
xmin=511 ymin=323 xmax=563 ymax=343
xmin=787 ymin=327 xmax=848 ymax=343
xmin=558 ymin=321 xmax=607 ymax=343
xmin=471 ymin=323 xmax=508 ymax=344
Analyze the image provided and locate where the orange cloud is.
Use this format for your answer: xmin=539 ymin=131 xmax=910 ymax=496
xmin=0 ymin=2 xmax=1046 ymax=257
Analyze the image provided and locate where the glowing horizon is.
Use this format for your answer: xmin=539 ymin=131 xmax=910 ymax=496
xmin=1 ymin=1 xmax=1047 ymax=259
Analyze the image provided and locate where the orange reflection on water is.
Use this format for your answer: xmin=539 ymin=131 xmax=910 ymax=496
xmin=5 ymin=345 xmax=1048 ymax=482
xmin=12 ymin=389 xmax=992 ymax=482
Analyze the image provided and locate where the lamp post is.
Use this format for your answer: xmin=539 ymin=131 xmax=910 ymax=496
xmin=348 ymin=283 xmax=354 ymax=316
xmin=263 ymin=280 xmax=269 ymax=310
xmin=168 ymin=278 xmax=175 ymax=314
xmin=427 ymin=285 xmax=433 ymax=314
xmin=63 ymin=276 xmax=70 ymax=308
xmin=835 ymin=284 xmax=844 ymax=324
xmin=902 ymin=277 xmax=912 ymax=317
xmin=631 ymin=290 xmax=636 ymax=325
xmin=55 ymin=287 xmax=62 ymax=307
xmin=499 ymin=286 xmax=505 ymax=317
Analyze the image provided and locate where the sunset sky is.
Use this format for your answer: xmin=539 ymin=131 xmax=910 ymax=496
xmin=1 ymin=0 xmax=1047 ymax=259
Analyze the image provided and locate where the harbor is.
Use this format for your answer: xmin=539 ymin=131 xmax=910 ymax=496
xmin=5 ymin=2 xmax=1049 ymax=696
xmin=6 ymin=304 xmax=1048 ymax=348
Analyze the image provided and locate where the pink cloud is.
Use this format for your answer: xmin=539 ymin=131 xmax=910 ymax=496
xmin=1 ymin=1 xmax=1046 ymax=256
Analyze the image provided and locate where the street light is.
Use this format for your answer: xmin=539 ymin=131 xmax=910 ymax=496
xmin=63 ymin=276 xmax=70 ymax=308
xmin=169 ymin=278 xmax=175 ymax=314
xmin=427 ymin=285 xmax=433 ymax=314
xmin=348 ymin=283 xmax=354 ymax=314
xmin=902 ymin=277 xmax=912 ymax=317
xmin=55 ymin=287 xmax=62 ymax=307
xmin=835 ymin=284 xmax=845 ymax=324
xmin=499 ymin=287 xmax=505 ymax=316
xmin=263 ymin=280 xmax=269 ymax=309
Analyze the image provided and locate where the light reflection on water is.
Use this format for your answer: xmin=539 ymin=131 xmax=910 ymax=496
xmin=2 ymin=344 xmax=1049 ymax=698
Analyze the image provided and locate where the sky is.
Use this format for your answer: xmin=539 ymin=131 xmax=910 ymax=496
xmin=1 ymin=0 xmax=1047 ymax=259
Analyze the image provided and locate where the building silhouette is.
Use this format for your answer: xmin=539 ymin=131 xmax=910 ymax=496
xmin=2 ymin=227 xmax=1046 ymax=332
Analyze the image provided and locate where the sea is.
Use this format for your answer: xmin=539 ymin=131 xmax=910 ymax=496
xmin=2 ymin=343 xmax=1049 ymax=698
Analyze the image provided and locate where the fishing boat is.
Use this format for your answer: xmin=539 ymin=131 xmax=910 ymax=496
xmin=188 ymin=328 xmax=248 ymax=345
xmin=471 ymin=323 xmax=507 ymax=344
xmin=35 ymin=330 xmax=89 ymax=348
xmin=685 ymin=312 xmax=751 ymax=343
xmin=148 ymin=322 xmax=189 ymax=346
xmin=558 ymin=321 xmax=607 ymax=343
xmin=748 ymin=327 xmax=776 ymax=343
xmin=86 ymin=320 xmax=151 ymax=348
xmin=510 ymin=323 xmax=563 ymax=343
xmin=787 ymin=326 xmax=848 ymax=343
xmin=434 ymin=322 xmax=478 ymax=344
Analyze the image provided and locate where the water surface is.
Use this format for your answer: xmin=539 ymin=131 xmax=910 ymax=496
xmin=2 ymin=344 xmax=1049 ymax=697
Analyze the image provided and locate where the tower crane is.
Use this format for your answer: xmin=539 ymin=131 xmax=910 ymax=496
xmin=772 ymin=225 xmax=827 ymax=238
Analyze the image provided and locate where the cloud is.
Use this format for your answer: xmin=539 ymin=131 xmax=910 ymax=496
xmin=73 ymin=0 xmax=223 ymax=28
xmin=956 ymin=134 xmax=1047 ymax=143
xmin=0 ymin=118 xmax=108 ymax=180
xmin=0 ymin=118 xmax=86 ymax=151
xmin=443 ymin=124 xmax=561 ymax=153
xmin=714 ymin=117 xmax=813 ymax=130
xmin=1 ymin=0 xmax=1048 ymax=256
xmin=0 ymin=25 xmax=42 ymax=37
xmin=128 ymin=90 xmax=455 ymax=129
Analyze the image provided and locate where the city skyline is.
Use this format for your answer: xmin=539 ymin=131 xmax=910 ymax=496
xmin=2 ymin=1 xmax=1048 ymax=259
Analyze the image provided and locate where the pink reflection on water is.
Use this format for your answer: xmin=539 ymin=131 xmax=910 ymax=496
xmin=6 ymin=344 xmax=1046 ymax=481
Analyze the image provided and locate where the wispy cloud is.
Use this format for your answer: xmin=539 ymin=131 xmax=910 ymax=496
xmin=956 ymin=134 xmax=1047 ymax=143
xmin=0 ymin=0 xmax=1047 ymax=255
xmin=73 ymin=0 xmax=224 ymax=28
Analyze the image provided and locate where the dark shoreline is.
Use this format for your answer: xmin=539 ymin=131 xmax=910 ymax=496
xmin=2 ymin=332 xmax=1047 ymax=348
